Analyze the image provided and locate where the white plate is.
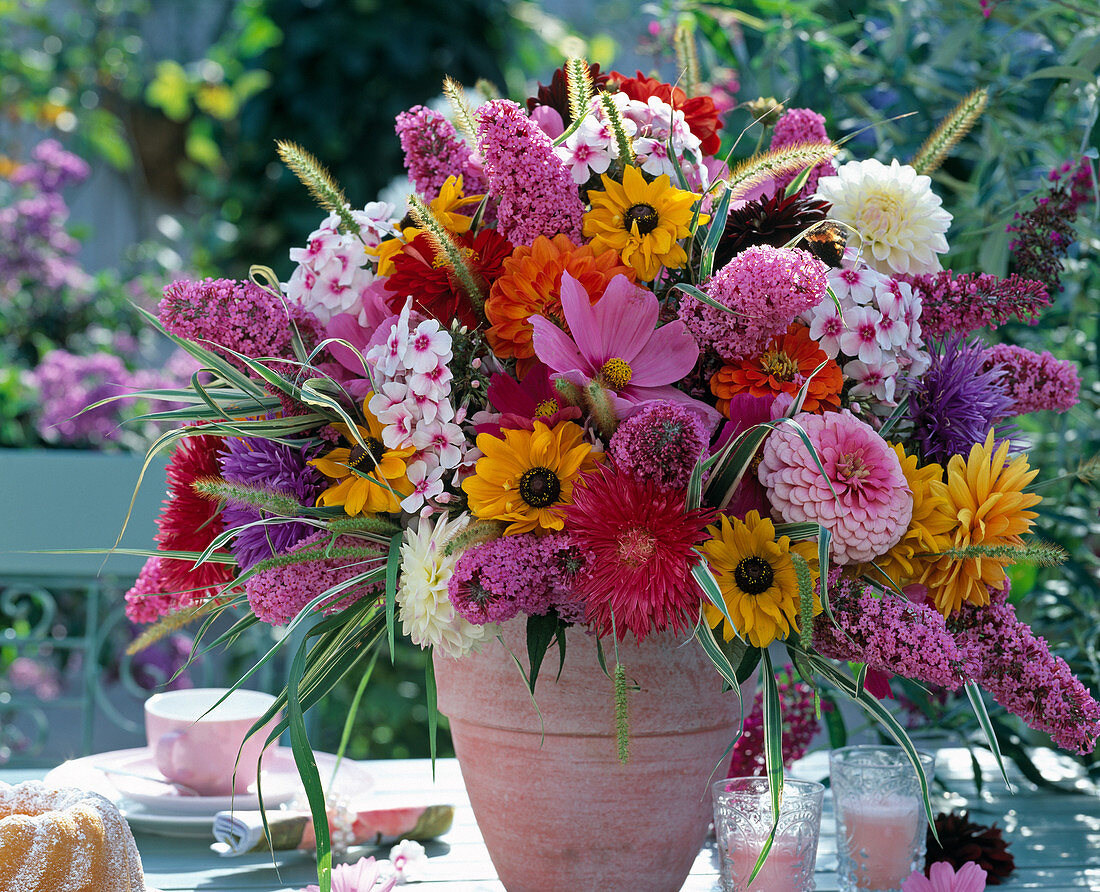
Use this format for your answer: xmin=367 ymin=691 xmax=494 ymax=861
xmin=45 ymin=748 xmax=374 ymax=835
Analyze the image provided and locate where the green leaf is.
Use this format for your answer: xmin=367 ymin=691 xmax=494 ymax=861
xmin=525 ymin=612 xmax=559 ymax=695
xmin=385 ymin=532 xmax=402 ymax=664
xmin=692 ymin=553 xmax=739 ymax=635
xmin=750 ymin=649 xmax=783 ymax=886
xmin=146 ymin=60 xmax=191 ymax=122
xmin=698 ymin=185 xmax=733 ymax=280
xmin=426 ymin=657 xmax=439 ymax=778
xmin=964 ymin=680 xmax=1013 ymax=792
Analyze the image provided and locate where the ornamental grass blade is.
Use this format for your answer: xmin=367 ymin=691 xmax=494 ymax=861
xmin=698 ymin=184 xmax=732 ymax=280
xmin=385 ymin=532 xmax=402 ymax=663
xmin=964 ymin=680 xmax=1013 ymax=792
xmin=425 ymin=657 xmax=439 ymax=779
xmin=692 ymin=553 xmax=738 ymax=634
xmin=750 ymin=649 xmax=783 ymax=887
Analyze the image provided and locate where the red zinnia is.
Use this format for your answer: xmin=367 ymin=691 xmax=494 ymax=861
xmin=153 ymin=433 xmax=236 ymax=600
xmin=609 ymin=70 xmax=724 ymax=156
xmin=565 ymin=465 xmax=715 ymax=642
xmin=383 ymin=228 xmax=513 ymax=328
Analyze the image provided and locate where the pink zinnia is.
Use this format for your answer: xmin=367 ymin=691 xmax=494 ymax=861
xmin=901 ymin=862 xmax=988 ymax=892
xmin=564 ymin=465 xmax=715 ymax=641
xmin=758 ymin=411 xmax=913 ymax=565
xmin=678 ymin=245 xmax=829 ymax=362
xmin=531 ymin=272 xmax=717 ymax=426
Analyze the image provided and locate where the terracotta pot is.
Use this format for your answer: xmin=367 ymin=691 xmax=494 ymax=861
xmin=434 ymin=619 xmax=755 ymax=892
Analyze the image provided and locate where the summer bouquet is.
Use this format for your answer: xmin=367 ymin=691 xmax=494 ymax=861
xmin=115 ymin=55 xmax=1100 ymax=886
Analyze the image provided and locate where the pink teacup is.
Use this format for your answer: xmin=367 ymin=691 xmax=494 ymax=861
xmin=144 ymin=687 xmax=280 ymax=797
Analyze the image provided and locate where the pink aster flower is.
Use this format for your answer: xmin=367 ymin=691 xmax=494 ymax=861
xmin=564 ymin=464 xmax=715 ymax=641
xmin=758 ymin=411 xmax=913 ymax=565
xmin=531 ymin=272 xmax=717 ymax=426
xmin=303 ymin=856 xmax=397 ymax=892
xmin=901 ymin=862 xmax=988 ymax=892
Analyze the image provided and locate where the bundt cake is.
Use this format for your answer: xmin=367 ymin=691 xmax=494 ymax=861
xmin=0 ymin=781 xmax=145 ymax=891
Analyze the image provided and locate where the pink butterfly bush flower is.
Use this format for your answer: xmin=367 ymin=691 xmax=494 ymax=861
xmin=758 ymin=410 xmax=913 ymax=565
xmin=901 ymin=861 xmax=988 ymax=892
xmin=531 ymin=272 xmax=718 ymax=428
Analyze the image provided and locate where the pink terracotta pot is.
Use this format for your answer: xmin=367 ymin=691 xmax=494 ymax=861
xmin=434 ymin=619 xmax=755 ymax=892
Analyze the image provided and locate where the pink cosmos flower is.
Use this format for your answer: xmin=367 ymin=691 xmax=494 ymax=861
xmin=531 ymin=272 xmax=718 ymax=426
xmin=901 ymin=862 xmax=988 ymax=892
xmin=304 ymin=857 xmax=397 ymax=892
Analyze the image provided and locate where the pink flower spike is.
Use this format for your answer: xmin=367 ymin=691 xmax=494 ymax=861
xmin=901 ymin=861 xmax=988 ymax=892
xmin=531 ymin=273 xmax=715 ymax=424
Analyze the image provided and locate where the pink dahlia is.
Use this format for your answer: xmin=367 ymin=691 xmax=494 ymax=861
xmin=564 ymin=464 xmax=715 ymax=641
xmin=758 ymin=411 xmax=913 ymax=565
xmin=531 ymin=271 xmax=718 ymax=426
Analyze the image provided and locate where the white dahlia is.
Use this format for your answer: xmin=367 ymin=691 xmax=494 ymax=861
xmin=815 ymin=158 xmax=951 ymax=275
xmin=395 ymin=512 xmax=493 ymax=658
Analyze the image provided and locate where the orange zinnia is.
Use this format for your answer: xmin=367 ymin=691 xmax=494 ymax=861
xmin=711 ymin=323 xmax=842 ymax=416
xmin=485 ymin=234 xmax=634 ymax=375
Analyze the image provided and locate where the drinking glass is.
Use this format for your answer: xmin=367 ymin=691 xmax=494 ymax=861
xmin=829 ymin=746 xmax=936 ymax=892
xmin=711 ymin=777 xmax=825 ymax=892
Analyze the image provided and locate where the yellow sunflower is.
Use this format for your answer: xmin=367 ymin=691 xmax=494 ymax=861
xmin=582 ymin=165 xmax=703 ymax=281
xmin=462 ymin=420 xmax=601 ymax=535
xmin=864 ymin=443 xmax=954 ymax=590
xmin=701 ymin=511 xmax=819 ymax=648
xmin=309 ymin=397 xmax=415 ymax=515
xmin=920 ymin=432 xmax=1042 ymax=616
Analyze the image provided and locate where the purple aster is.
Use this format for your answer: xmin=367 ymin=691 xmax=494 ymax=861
xmin=219 ymin=437 xmax=325 ymax=570
xmin=905 ymin=338 xmax=1015 ymax=465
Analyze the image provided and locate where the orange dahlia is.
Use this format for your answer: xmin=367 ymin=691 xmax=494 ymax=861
xmin=710 ymin=323 xmax=842 ymax=417
xmin=484 ymin=234 xmax=635 ymax=373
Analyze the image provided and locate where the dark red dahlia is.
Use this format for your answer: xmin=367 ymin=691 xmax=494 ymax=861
xmin=925 ymin=811 xmax=1015 ymax=885
xmin=714 ymin=192 xmax=832 ymax=270
xmin=526 ymin=62 xmax=610 ymax=125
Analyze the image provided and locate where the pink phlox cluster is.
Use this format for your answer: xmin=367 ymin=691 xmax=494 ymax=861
xmin=556 ymin=91 xmax=712 ymax=189
xmin=244 ymin=532 xmax=384 ymax=625
xmin=951 ymin=585 xmax=1100 ymax=754
xmin=125 ymin=556 xmax=200 ymax=623
xmin=679 ymin=245 xmax=828 ymax=362
xmin=365 ymin=299 xmax=465 ymax=513
xmin=608 ymin=400 xmax=707 ymax=491
xmin=768 ymin=108 xmax=837 ymax=195
xmin=475 ymin=99 xmax=585 ymax=246
xmin=803 ymin=262 xmax=929 ymax=406
xmin=759 ymin=410 xmax=913 ymax=565
xmin=395 ymin=105 xmax=487 ymax=198
xmin=727 ymin=667 xmax=820 ymax=778
xmin=448 ymin=533 xmax=591 ymax=626
xmin=980 ymin=343 xmax=1080 ymax=416
xmin=159 ymin=277 xmax=321 ymax=372
xmin=812 ymin=574 xmax=970 ymax=690
xmin=898 ymin=271 xmax=1051 ymax=339
xmin=286 ymin=204 xmax=395 ymax=325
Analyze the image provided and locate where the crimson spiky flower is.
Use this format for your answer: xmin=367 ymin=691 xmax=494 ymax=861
xmin=564 ymin=464 xmax=714 ymax=641
xmin=714 ymin=191 xmax=831 ymax=270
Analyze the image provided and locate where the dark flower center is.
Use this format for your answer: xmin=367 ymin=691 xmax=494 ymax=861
xmin=625 ymin=203 xmax=660 ymax=236
xmin=348 ymin=437 xmax=387 ymax=471
xmin=734 ymin=556 xmax=775 ymax=595
xmin=519 ymin=466 xmax=561 ymax=508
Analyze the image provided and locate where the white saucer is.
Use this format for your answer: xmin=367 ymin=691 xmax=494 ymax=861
xmin=45 ymin=747 xmax=373 ymax=836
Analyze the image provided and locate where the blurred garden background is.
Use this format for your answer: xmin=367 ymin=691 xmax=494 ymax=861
xmin=1 ymin=0 xmax=1097 ymax=783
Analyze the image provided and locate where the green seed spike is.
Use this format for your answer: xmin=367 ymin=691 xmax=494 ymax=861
xmin=248 ymin=544 xmax=387 ymax=576
xmin=126 ymin=603 xmax=214 ymax=655
xmin=599 ymin=92 xmax=635 ymax=167
xmin=192 ymin=478 xmax=304 ymax=517
xmin=406 ymin=193 xmax=487 ymax=321
xmin=614 ymin=662 xmax=630 ymax=764
xmin=727 ymin=141 xmax=838 ymax=200
xmin=443 ymin=76 xmax=479 ymax=144
xmin=275 ymin=139 xmax=360 ymax=236
xmin=327 ymin=515 xmax=403 ymax=538
xmin=910 ymin=88 xmax=988 ymax=176
xmin=584 ymin=381 xmax=619 ymax=443
xmin=443 ymin=519 xmax=507 ymax=557
xmin=673 ymin=23 xmax=700 ymax=95
xmin=791 ymin=552 xmax=816 ymax=650
xmin=565 ymin=57 xmax=594 ymax=125
xmin=553 ymin=377 xmax=586 ymax=408
xmin=932 ymin=539 xmax=1067 ymax=567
